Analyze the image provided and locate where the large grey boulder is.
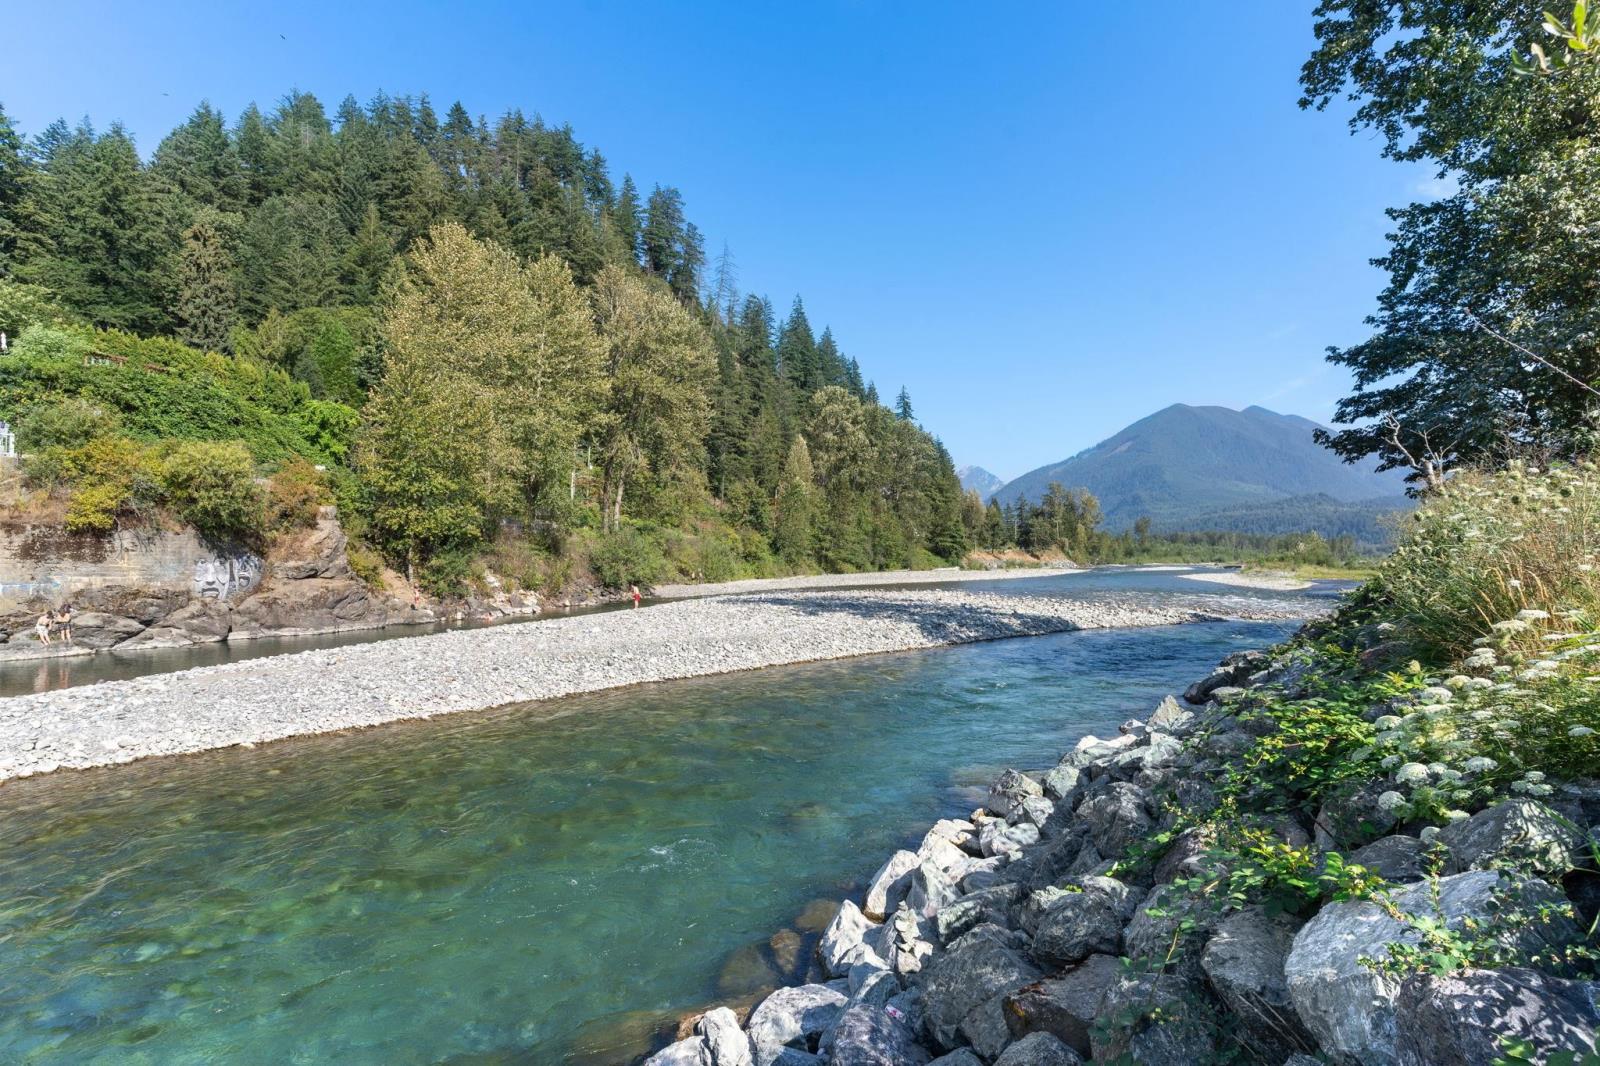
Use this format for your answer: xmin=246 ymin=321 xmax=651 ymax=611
xmin=986 ymin=769 xmax=1044 ymax=819
xmin=1152 ymin=827 xmax=1212 ymax=885
xmin=992 ymin=1031 xmax=1084 ymax=1066
xmin=68 ymin=611 xmax=147 ymax=650
xmin=938 ymin=882 xmax=1022 ymax=944
xmin=1076 ymin=782 xmax=1153 ymax=859
xmin=1285 ymin=871 xmax=1580 ymax=1065
xmin=819 ymin=900 xmax=878 ymax=978
xmin=1041 ymin=763 xmax=1083 ymax=805
xmin=980 ymin=819 xmax=1040 ymax=858
xmin=864 ymin=851 xmax=920 ymax=920
xmin=1200 ymin=906 xmax=1316 ymax=1059
xmin=746 ymin=984 xmax=848 ymax=1066
xmin=1393 ymin=967 xmax=1600 ymax=1066
xmin=1122 ymin=884 xmax=1214 ymax=976
xmin=271 ymin=508 xmax=354 ymax=580
xmin=921 ymin=818 xmax=980 ymax=855
xmin=825 ymin=1001 xmax=931 ymax=1065
xmin=906 ymin=861 xmax=961 ymax=919
xmin=919 ymin=833 xmax=974 ymax=874
xmin=920 ymin=924 xmax=1043 ymax=1058
xmin=1089 ymin=973 xmax=1220 ymax=1065
xmin=119 ymin=599 xmax=231 ymax=648
xmin=875 ymin=903 xmax=935 ymax=976
xmin=1148 ymin=695 xmax=1196 ymax=734
xmin=1438 ymin=800 xmax=1586 ymax=876
xmin=697 ymin=1007 xmax=754 ymax=1066
xmin=227 ymin=577 xmax=383 ymax=636
xmin=1350 ymin=834 xmax=1428 ymax=883
xmin=1002 ymin=953 xmax=1123 ymax=1057
xmin=1029 ymin=881 xmax=1133 ymax=968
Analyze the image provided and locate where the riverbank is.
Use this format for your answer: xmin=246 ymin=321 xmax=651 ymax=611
xmin=649 ymin=566 xmax=1082 ymax=599
xmin=0 ymin=588 xmax=1318 ymax=783
xmin=643 ymin=605 xmax=1600 ymax=1066
xmin=1181 ymin=569 xmax=1313 ymax=591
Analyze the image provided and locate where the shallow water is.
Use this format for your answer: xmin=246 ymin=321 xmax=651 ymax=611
xmin=0 ymin=602 xmax=1305 ymax=1063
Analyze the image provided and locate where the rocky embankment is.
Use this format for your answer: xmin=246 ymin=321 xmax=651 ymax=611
xmin=0 ymin=509 xmax=439 ymax=659
xmin=646 ymin=650 xmax=1600 ymax=1066
xmin=0 ymin=590 xmax=1312 ymax=782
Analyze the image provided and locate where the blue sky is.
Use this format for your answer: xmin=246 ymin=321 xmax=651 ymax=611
xmin=4 ymin=1 xmax=1427 ymax=482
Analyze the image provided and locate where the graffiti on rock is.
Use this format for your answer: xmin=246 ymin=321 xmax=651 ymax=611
xmin=193 ymin=553 xmax=262 ymax=601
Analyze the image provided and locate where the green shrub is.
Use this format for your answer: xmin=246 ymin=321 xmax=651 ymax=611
xmin=1381 ymin=462 xmax=1600 ymax=658
xmin=54 ymin=436 xmax=163 ymax=533
xmin=17 ymin=396 xmax=121 ymax=452
xmin=589 ymin=527 xmax=666 ymax=590
xmin=266 ymin=458 xmax=331 ymax=532
xmin=0 ymin=281 xmax=69 ymax=338
xmin=418 ymin=548 xmax=479 ymax=598
xmin=160 ymin=440 xmax=265 ymax=544
xmin=346 ymin=541 xmax=386 ymax=589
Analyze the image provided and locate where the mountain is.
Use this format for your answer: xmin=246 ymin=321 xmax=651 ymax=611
xmin=957 ymin=465 xmax=1005 ymax=502
xmin=992 ymin=404 xmax=1410 ymax=544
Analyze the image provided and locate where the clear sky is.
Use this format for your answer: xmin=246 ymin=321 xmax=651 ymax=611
xmin=4 ymin=1 xmax=1427 ymax=482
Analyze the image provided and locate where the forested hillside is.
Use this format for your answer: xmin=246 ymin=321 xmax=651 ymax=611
xmin=0 ymin=92 xmax=966 ymax=594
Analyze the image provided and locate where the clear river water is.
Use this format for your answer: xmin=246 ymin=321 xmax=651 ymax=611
xmin=0 ymin=570 xmax=1323 ymax=1064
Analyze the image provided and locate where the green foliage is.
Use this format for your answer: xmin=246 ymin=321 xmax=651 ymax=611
xmin=16 ymin=395 xmax=120 ymax=452
xmin=50 ymin=436 xmax=164 ymax=533
xmin=0 ymin=281 xmax=69 ymax=338
xmin=159 ymin=440 xmax=264 ymax=544
xmin=266 ymin=458 xmax=331 ymax=531
xmin=588 ymin=527 xmax=666 ymax=590
xmin=1381 ymin=461 xmax=1600 ymax=658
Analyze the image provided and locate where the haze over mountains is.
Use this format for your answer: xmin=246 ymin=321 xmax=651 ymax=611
xmin=984 ymin=404 xmax=1410 ymax=545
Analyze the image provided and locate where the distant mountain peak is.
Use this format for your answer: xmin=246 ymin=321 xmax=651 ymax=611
xmin=957 ymin=465 xmax=1005 ymax=502
xmin=993 ymin=404 xmax=1409 ymax=545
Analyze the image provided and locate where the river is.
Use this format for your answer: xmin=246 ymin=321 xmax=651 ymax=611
xmin=0 ymin=571 xmax=1324 ymax=1064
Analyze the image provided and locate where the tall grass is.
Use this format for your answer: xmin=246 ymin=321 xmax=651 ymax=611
xmin=1381 ymin=461 xmax=1600 ymax=658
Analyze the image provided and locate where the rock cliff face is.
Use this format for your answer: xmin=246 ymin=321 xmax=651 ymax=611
xmin=643 ymin=640 xmax=1600 ymax=1066
xmin=0 ymin=507 xmax=433 ymax=655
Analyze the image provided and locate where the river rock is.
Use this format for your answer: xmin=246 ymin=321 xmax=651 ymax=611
xmin=698 ymin=1007 xmax=753 ymax=1066
xmin=1314 ymin=780 xmax=1401 ymax=850
xmin=876 ymin=903 xmax=936 ymax=976
xmin=1285 ymin=871 xmax=1581 ymax=1065
xmin=228 ymin=577 xmax=384 ymax=635
xmin=1076 ymin=782 xmax=1153 ymax=859
xmin=918 ymin=834 xmax=971 ymax=876
xmin=644 ymin=1036 xmax=707 ymax=1066
xmin=1392 ymin=966 xmax=1600 ymax=1066
xmin=820 ymin=901 xmax=878 ymax=978
xmin=1002 ymin=953 xmax=1123 ymax=1057
xmin=1152 ymin=826 xmax=1212 ymax=885
xmin=746 ymin=984 xmax=848 ymax=1066
xmin=1012 ymin=794 xmax=1056 ymax=830
xmin=1029 ymin=883 xmax=1128 ymax=969
xmin=271 ymin=508 xmax=354 ymax=580
xmin=864 ymin=851 xmax=919 ymax=920
xmin=907 ymin=861 xmax=961 ymax=919
xmin=68 ymin=611 xmax=147 ymax=650
xmin=1350 ymin=834 xmax=1428 ymax=882
xmin=927 ymin=1052 xmax=983 ymax=1066
xmin=1437 ymin=799 xmax=1586 ymax=876
xmin=920 ymin=924 xmax=1043 ymax=1057
xmin=1147 ymin=695 xmax=1195 ymax=734
xmin=120 ymin=599 xmax=231 ymax=647
xmin=1122 ymin=883 xmax=1213 ymax=975
xmin=992 ymin=1032 xmax=1083 ymax=1066
xmin=986 ymin=769 xmax=1044 ymax=819
xmin=1041 ymin=763 xmax=1083 ymax=805
xmin=980 ymin=819 xmax=1039 ymax=858
xmin=824 ymin=1001 xmax=931 ymax=1065
xmin=1200 ymin=905 xmax=1315 ymax=1059
xmin=1089 ymin=973 xmax=1219 ymax=1066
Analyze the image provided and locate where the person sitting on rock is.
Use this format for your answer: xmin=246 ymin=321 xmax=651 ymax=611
xmin=54 ymin=604 xmax=73 ymax=643
xmin=34 ymin=611 xmax=52 ymax=646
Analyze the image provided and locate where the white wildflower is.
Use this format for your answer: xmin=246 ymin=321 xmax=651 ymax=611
xmin=1569 ymin=725 xmax=1596 ymax=737
xmin=1377 ymin=790 xmax=1408 ymax=813
xmin=1463 ymin=757 xmax=1498 ymax=773
xmin=1517 ymin=609 xmax=1551 ymax=621
xmin=1420 ymin=826 xmax=1441 ymax=843
xmin=1395 ymin=762 xmax=1431 ymax=785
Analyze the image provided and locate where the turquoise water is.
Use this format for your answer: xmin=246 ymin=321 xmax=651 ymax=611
xmin=0 ymin=611 xmax=1299 ymax=1064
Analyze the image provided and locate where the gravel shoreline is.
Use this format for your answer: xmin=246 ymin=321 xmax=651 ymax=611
xmin=0 ymin=589 xmax=1318 ymax=784
xmin=649 ymin=566 xmax=1082 ymax=599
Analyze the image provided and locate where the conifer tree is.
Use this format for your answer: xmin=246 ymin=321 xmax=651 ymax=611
xmin=774 ymin=435 xmax=816 ymax=565
xmin=173 ymin=216 xmax=236 ymax=352
xmin=895 ymin=386 xmax=914 ymax=421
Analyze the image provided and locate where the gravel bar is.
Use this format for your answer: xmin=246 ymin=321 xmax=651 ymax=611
xmin=0 ymin=589 xmax=1317 ymax=783
xmin=649 ymin=566 xmax=1081 ymax=599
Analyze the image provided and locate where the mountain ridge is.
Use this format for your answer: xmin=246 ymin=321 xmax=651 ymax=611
xmin=957 ymin=465 xmax=1005 ymax=502
xmin=992 ymin=404 xmax=1409 ymax=544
